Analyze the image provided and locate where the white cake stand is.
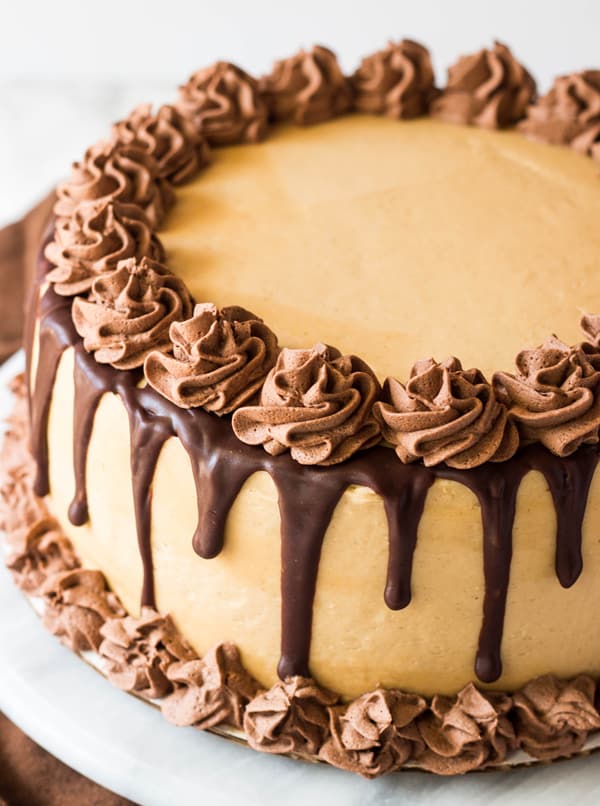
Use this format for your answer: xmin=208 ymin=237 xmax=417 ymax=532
xmin=2 ymin=350 xmax=600 ymax=805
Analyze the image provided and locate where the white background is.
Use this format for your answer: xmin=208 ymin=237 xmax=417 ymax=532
xmin=1 ymin=0 xmax=600 ymax=226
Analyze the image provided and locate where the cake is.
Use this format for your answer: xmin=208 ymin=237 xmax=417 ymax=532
xmin=3 ymin=39 xmax=600 ymax=776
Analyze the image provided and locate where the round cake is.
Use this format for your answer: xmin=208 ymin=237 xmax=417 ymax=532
xmin=4 ymin=39 xmax=600 ymax=776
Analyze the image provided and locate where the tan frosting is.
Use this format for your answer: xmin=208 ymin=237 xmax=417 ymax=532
xmin=45 ymin=200 xmax=165 ymax=296
xmin=99 ymin=607 xmax=196 ymax=699
xmin=54 ymin=140 xmax=173 ymax=228
xmin=111 ymin=103 xmax=211 ymax=185
xmin=416 ymin=683 xmax=515 ymax=774
xmin=493 ymin=336 xmax=600 ymax=457
xmin=161 ymin=116 xmax=600 ymax=383
xmin=176 ymin=62 xmax=268 ymax=146
xmin=260 ymin=45 xmax=352 ymax=126
xmin=432 ymin=41 xmax=535 ymax=128
xmin=374 ymin=358 xmax=518 ymax=469
xmin=244 ymin=676 xmax=338 ymax=755
xmin=520 ymin=71 xmax=600 ymax=161
xmin=232 ymin=344 xmax=381 ymax=465
xmin=513 ymin=675 xmax=600 ymax=759
xmin=161 ymin=644 xmax=261 ymax=729
xmin=145 ymin=303 xmax=278 ymax=414
xmin=350 ymin=40 xmax=436 ymax=119
xmin=4 ymin=394 xmax=600 ymax=776
xmin=72 ymin=257 xmax=193 ymax=371
xmin=319 ymin=689 xmax=426 ymax=777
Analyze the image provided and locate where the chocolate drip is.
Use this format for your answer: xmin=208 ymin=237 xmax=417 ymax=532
xmin=68 ymin=348 xmax=114 ymax=525
xmin=29 ymin=249 xmax=600 ymax=687
xmin=534 ymin=449 xmax=598 ymax=588
xmin=383 ymin=472 xmax=433 ymax=610
xmin=30 ymin=290 xmax=78 ymax=498
xmin=277 ymin=472 xmax=348 ymax=679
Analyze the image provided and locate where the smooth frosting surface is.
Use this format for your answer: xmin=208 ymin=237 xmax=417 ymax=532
xmin=161 ymin=115 xmax=600 ymax=380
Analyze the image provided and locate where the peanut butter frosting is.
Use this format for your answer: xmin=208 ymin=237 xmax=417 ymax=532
xmin=374 ymin=358 xmax=518 ymax=469
xmin=176 ymin=62 xmax=268 ymax=146
xmin=72 ymin=256 xmax=193 ymax=371
xmin=145 ymin=303 xmax=278 ymax=414
xmin=54 ymin=140 xmax=174 ymax=228
xmin=111 ymin=104 xmax=211 ymax=185
xmin=432 ymin=41 xmax=536 ymax=128
xmin=520 ymin=71 xmax=600 ymax=161
xmin=232 ymin=344 xmax=381 ymax=465
xmin=45 ymin=200 xmax=165 ymax=296
xmin=260 ymin=45 xmax=352 ymax=125
xmin=493 ymin=336 xmax=600 ymax=457
xmin=350 ymin=40 xmax=436 ymax=119
xmin=3 ymin=389 xmax=600 ymax=777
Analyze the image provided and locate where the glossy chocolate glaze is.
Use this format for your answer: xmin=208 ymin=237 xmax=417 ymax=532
xmin=29 ymin=252 xmax=600 ymax=686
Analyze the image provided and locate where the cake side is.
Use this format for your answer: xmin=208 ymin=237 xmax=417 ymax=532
xmin=4 ymin=376 xmax=600 ymax=776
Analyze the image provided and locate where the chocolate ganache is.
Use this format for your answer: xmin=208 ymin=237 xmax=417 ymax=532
xmin=29 ymin=240 xmax=600 ymax=686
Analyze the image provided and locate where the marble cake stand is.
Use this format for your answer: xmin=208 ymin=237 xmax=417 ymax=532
xmin=2 ymin=350 xmax=600 ymax=805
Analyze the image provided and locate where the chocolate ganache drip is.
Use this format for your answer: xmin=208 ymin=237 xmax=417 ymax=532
xmin=30 ymin=242 xmax=600 ymax=687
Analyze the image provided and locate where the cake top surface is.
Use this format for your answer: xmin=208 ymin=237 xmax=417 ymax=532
xmin=161 ymin=114 xmax=600 ymax=381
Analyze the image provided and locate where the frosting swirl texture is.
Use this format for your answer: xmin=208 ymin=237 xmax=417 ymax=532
xmin=72 ymin=257 xmax=193 ymax=371
xmin=432 ymin=41 xmax=535 ymax=128
xmin=161 ymin=643 xmax=261 ymax=729
xmin=513 ymin=675 xmax=600 ymax=759
xmin=319 ymin=689 xmax=426 ymax=777
xmin=145 ymin=303 xmax=278 ymax=414
xmin=417 ymin=683 xmax=516 ymax=774
xmin=176 ymin=62 xmax=268 ymax=146
xmin=374 ymin=357 xmax=518 ymax=469
xmin=350 ymin=40 xmax=436 ymax=119
xmin=39 ymin=569 xmax=124 ymax=652
xmin=111 ymin=103 xmax=210 ymax=185
xmin=260 ymin=45 xmax=352 ymax=125
xmin=520 ymin=71 xmax=600 ymax=160
xmin=493 ymin=336 xmax=600 ymax=457
xmin=232 ymin=343 xmax=381 ymax=465
xmin=99 ymin=608 xmax=196 ymax=700
xmin=55 ymin=141 xmax=173 ymax=228
xmin=244 ymin=676 xmax=338 ymax=756
xmin=45 ymin=200 xmax=165 ymax=296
